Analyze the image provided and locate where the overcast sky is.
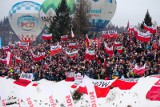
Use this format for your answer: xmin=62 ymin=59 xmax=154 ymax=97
xmin=0 ymin=0 xmax=159 ymax=27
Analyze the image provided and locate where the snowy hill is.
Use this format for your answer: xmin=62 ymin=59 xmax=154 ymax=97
xmin=0 ymin=76 xmax=160 ymax=107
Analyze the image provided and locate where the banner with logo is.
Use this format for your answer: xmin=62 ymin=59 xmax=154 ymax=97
xmin=83 ymin=76 xmax=98 ymax=106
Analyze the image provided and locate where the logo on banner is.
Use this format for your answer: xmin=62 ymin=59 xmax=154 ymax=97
xmin=17 ymin=15 xmax=38 ymax=31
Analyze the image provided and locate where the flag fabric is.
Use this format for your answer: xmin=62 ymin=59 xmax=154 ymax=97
xmin=17 ymin=42 xmax=29 ymax=50
xmin=111 ymin=79 xmax=137 ymax=90
xmin=85 ymin=49 xmax=95 ymax=61
xmin=68 ymin=43 xmax=77 ymax=49
xmin=2 ymin=46 xmax=10 ymax=52
xmin=61 ymin=35 xmax=68 ymax=41
xmin=2 ymin=51 xmax=13 ymax=65
xmin=146 ymin=79 xmax=160 ymax=101
xmin=31 ymin=52 xmax=45 ymax=61
xmin=104 ymin=42 xmax=114 ymax=56
xmin=136 ymin=31 xmax=151 ymax=43
xmin=14 ymin=72 xmax=33 ymax=87
xmin=114 ymin=41 xmax=122 ymax=47
xmin=116 ymin=46 xmax=123 ymax=54
xmin=144 ymin=25 xmax=157 ymax=34
xmin=71 ymin=29 xmax=75 ymax=38
xmin=42 ymin=33 xmax=52 ymax=40
xmin=15 ymin=56 xmax=21 ymax=63
xmin=8 ymin=42 xmax=15 ymax=48
xmin=50 ymin=44 xmax=62 ymax=56
xmin=94 ymin=38 xmax=102 ymax=48
xmin=6 ymin=52 xmax=13 ymax=65
xmin=18 ymin=41 xmax=29 ymax=47
xmin=102 ymin=30 xmax=118 ymax=39
xmin=66 ymin=50 xmax=78 ymax=59
xmin=133 ymin=64 xmax=146 ymax=76
xmin=83 ymin=76 xmax=98 ymax=106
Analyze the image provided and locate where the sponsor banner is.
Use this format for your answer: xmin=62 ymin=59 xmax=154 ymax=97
xmin=84 ymin=76 xmax=98 ymax=107
xmin=40 ymin=82 xmax=57 ymax=107
xmin=0 ymin=90 xmax=6 ymax=107
xmin=20 ymin=72 xmax=33 ymax=81
xmin=74 ymin=73 xmax=83 ymax=85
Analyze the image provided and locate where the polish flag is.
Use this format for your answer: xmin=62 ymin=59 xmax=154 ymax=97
xmin=17 ymin=41 xmax=29 ymax=50
xmin=66 ymin=50 xmax=78 ymax=59
xmin=136 ymin=31 xmax=151 ymax=42
xmin=144 ymin=25 xmax=157 ymax=34
xmin=94 ymin=38 xmax=102 ymax=48
xmin=61 ymin=35 xmax=68 ymax=41
xmin=104 ymin=42 xmax=114 ymax=56
xmin=15 ymin=56 xmax=21 ymax=63
xmin=0 ymin=52 xmax=13 ymax=65
xmin=8 ymin=42 xmax=15 ymax=48
xmin=71 ymin=29 xmax=75 ymax=38
xmin=85 ymin=49 xmax=95 ymax=61
xmin=17 ymin=41 xmax=29 ymax=47
xmin=133 ymin=64 xmax=146 ymax=76
xmin=68 ymin=43 xmax=77 ymax=49
xmin=42 ymin=33 xmax=52 ymax=40
xmin=114 ymin=41 xmax=122 ymax=47
xmin=50 ymin=44 xmax=62 ymax=56
xmin=102 ymin=30 xmax=118 ymax=39
xmin=116 ymin=46 xmax=123 ymax=54
xmin=31 ymin=52 xmax=45 ymax=61
xmin=2 ymin=46 xmax=10 ymax=52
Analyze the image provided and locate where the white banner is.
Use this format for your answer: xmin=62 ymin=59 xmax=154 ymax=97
xmin=40 ymin=82 xmax=57 ymax=107
xmin=0 ymin=88 xmax=6 ymax=107
xmin=83 ymin=76 xmax=98 ymax=107
xmin=74 ymin=73 xmax=83 ymax=85
xmin=20 ymin=72 xmax=33 ymax=81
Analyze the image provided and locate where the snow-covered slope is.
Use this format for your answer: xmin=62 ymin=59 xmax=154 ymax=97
xmin=0 ymin=76 xmax=160 ymax=107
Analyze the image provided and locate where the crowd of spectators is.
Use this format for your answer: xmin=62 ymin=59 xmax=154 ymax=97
xmin=0 ymin=32 xmax=159 ymax=81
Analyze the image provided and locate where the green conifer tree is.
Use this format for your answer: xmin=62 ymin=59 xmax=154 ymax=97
xmin=49 ymin=0 xmax=72 ymax=43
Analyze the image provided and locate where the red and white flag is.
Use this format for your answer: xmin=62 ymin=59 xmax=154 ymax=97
xmin=2 ymin=46 xmax=10 ymax=52
xmin=50 ymin=44 xmax=62 ymax=56
xmin=31 ymin=52 xmax=45 ymax=61
xmin=17 ymin=41 xmax=29 ymax=47
xmin=61 ymin=35 xmax=68 ymax=41
xmin=71 ymin=29 xmax=75 ymax=38
xmin=8 ymin=42 xmax=15 ymax=48
xmin=102 ymin=30 xmax=118 ymax=39
xmin=0 ymin=51 xmax=13 ymax=65
xmin=15 ymin=56 xmax=21 ymax=63
xmin=68 ymin=43 xmax=77 ymax=49
xmin=66 ymin=50 xmax=78 ymax=59
xmin=17 ymin=41 xmax=29 ymax=50
xmin=116 ymin=46 xmax=123 ymax=54
xmin=136 ymin=31 xmax=151 ymax=42
xmin=94 ymin=38 xmax=102 ymax=48
xmin=133 ymin=64 xmax=146 ymax=76
xmin=85 ymin=49 xmax=95 ymax=61
xmin=144 ymin=25 xmax=157 ymax=34
xmin=114 ymin=41 xmax=122 ymax=47
xmin=104 ymin=42 xmax=114 ymax=56
xmin=42 ymin=33 xmax=52 ymax=40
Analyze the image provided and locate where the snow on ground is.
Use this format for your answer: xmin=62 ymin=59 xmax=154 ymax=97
xmin=0 ymin=76 xmax=160 ymax=107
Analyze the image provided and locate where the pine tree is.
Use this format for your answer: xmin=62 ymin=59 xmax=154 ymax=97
xmin=141 ymin=10 xmax=153 ymax=29
xmin=73 ymin=0 xmax=90 ymax=37
xmin=49 ymin=0 xmax=72 ymax=43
